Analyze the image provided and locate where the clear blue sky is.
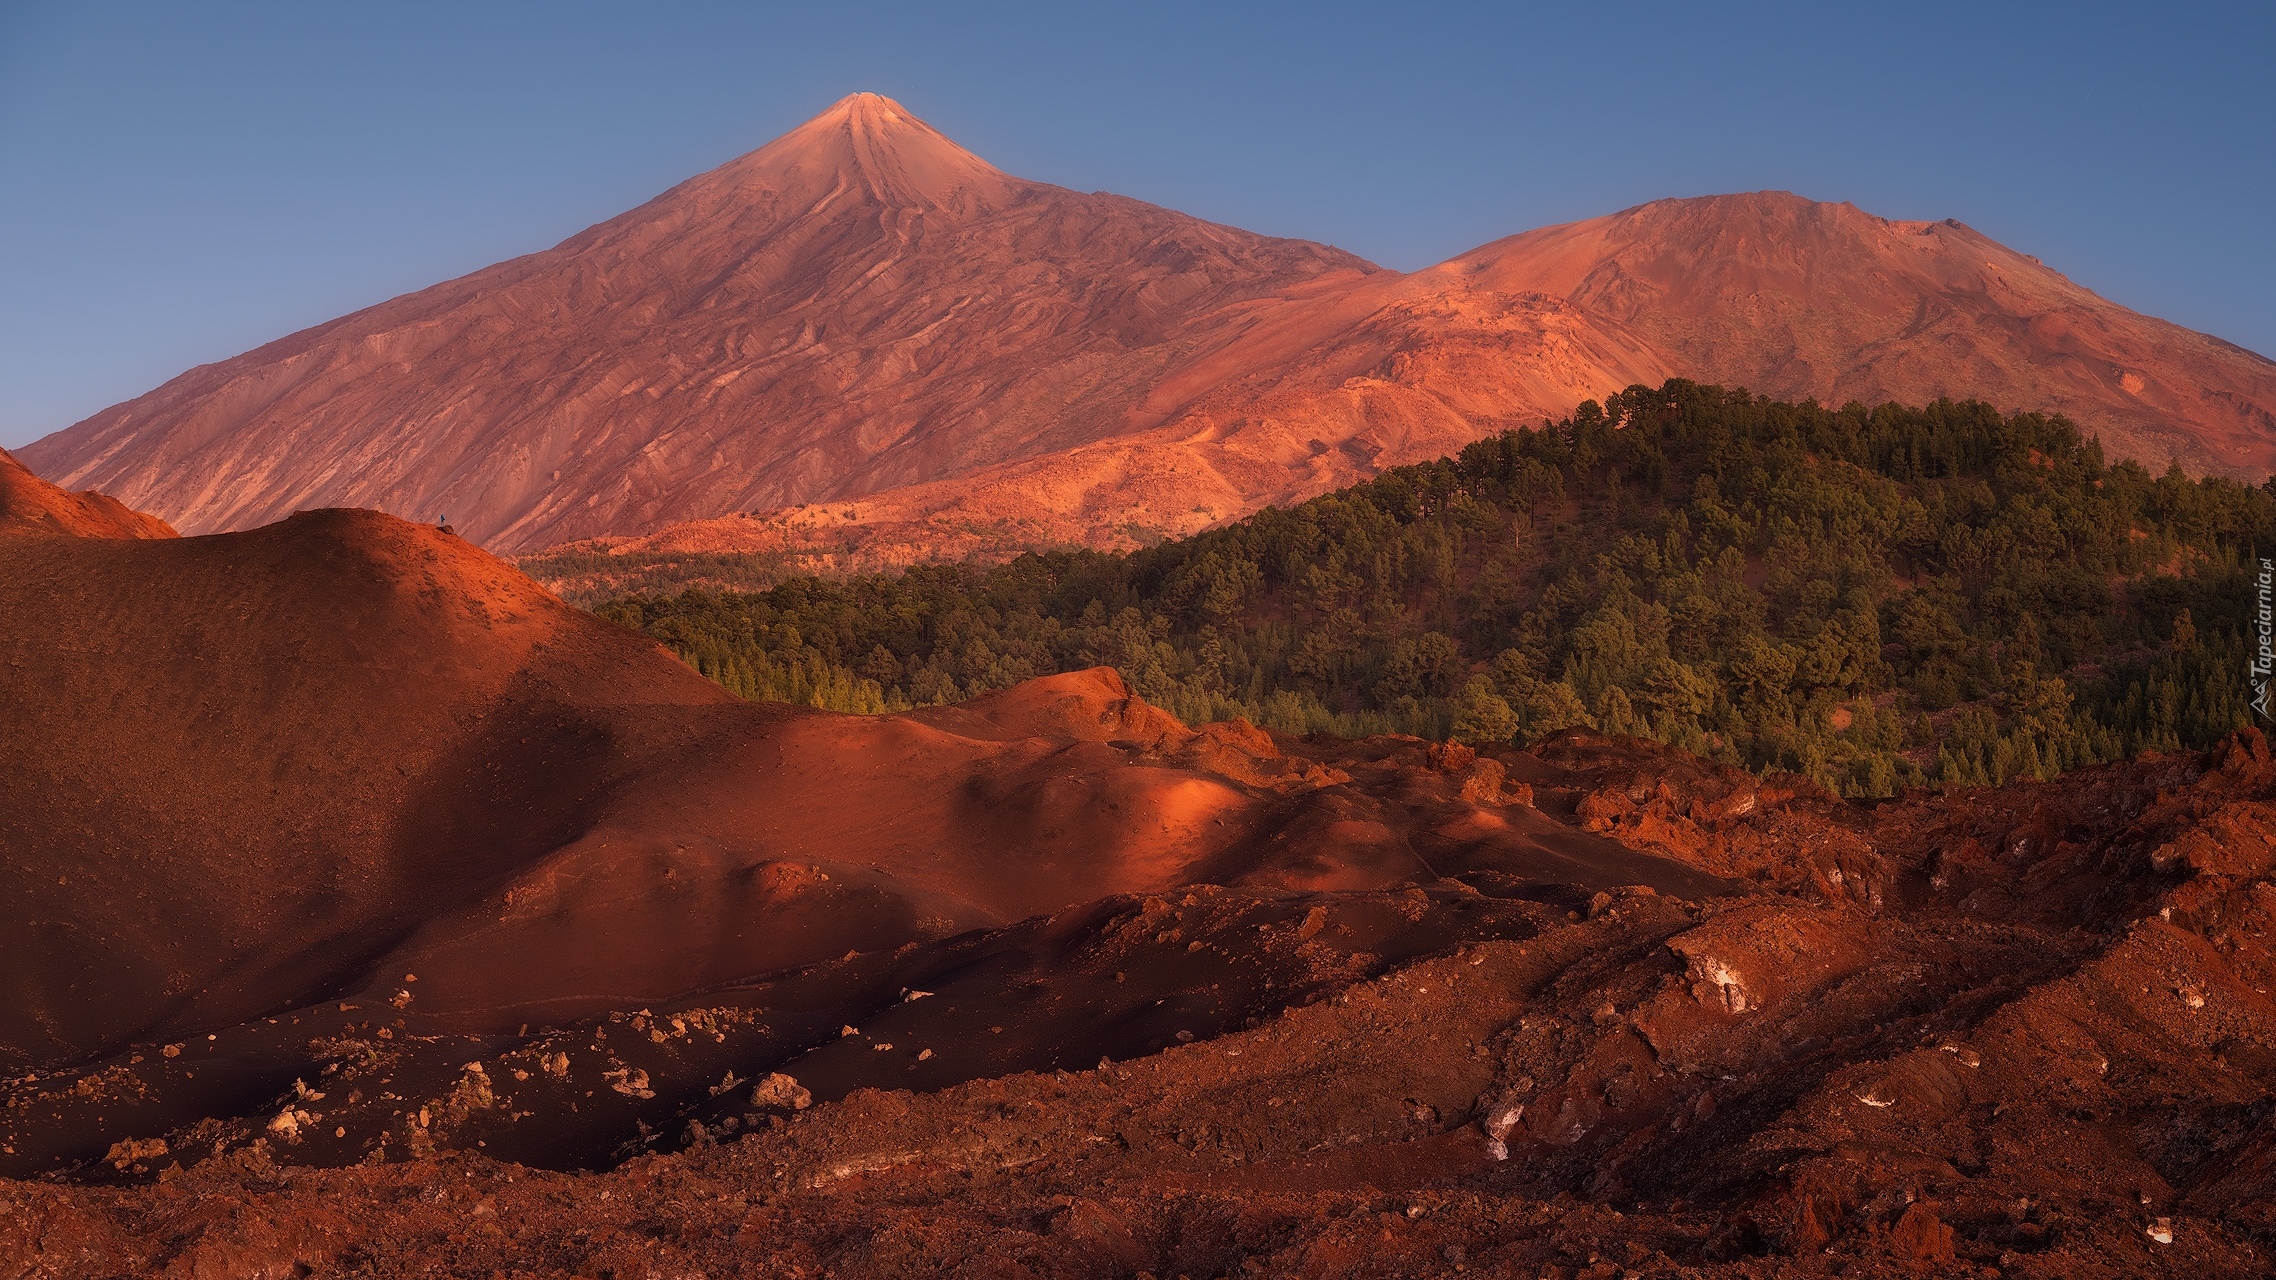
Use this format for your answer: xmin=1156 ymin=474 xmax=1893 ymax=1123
xmin=2 ymin=0 xmax=2270 ymax=449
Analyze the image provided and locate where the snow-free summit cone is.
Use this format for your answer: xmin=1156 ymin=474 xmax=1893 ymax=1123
xmin=722 ymin=91 xmax=1016 ymax=212
xmin=18 ymin=93 xmax=1374 ymax=549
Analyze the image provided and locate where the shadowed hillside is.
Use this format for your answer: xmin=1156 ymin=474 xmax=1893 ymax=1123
xmin=1 ymin=499 xmax=1714 ymax=1076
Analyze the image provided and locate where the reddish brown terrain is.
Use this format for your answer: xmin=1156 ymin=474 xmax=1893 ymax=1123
xmin=0 ymin=447 xmax=174 ymax=540
xmin=7 ymin=477 xmax=2276 ymax=1275
xmin=21 ymin=95 xmax=2275 ymax=570
xmin=1 ymin=492 xmax=1710 ymax=1075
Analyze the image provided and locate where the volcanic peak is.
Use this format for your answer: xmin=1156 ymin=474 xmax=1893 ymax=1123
xmin=21 ymin=100 xmax=2276 ymax=557
xmin=715 ymin=90 xmax=1015 ymax=214
xmin=1450 ymin=188 xmax=2083 ymax=307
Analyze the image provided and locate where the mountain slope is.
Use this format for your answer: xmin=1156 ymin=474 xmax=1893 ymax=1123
xmin=18 ymin=95 xmax=1386 ymax=550
xmin=527 ymin=189 xmax=2276 ymax=570
xmin=21 ymin=102 xmax=2276 ymax=561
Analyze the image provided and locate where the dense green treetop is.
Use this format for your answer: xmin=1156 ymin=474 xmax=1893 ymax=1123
xmin=595 ymin=380 xmax=2276 ymax=796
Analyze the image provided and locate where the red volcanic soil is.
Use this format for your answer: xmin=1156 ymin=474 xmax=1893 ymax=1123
xmin=0 ymin=447 xmax=173 ymax=540
xmin=7 ymin=503 xmax=2276 ymax=1276
xmin=23 ymin=96 xmax=2274 ymax=567
xmin=0 ymin=505 xmax=1717 ymax=1074
xmin=0 ymin=498 xmax=1715 ymax=1061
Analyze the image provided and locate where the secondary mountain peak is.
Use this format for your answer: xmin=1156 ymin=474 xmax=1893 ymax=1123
xmin=1448 ymin=190 xmax=2276 ymax=472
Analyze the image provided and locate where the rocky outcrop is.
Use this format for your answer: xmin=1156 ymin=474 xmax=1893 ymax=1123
xmin=11 ymin=725 xmax=2276 ymax=1275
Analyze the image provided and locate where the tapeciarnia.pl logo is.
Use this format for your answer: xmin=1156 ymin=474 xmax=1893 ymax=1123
xmin=2256 ymin=557 xmax=2275 ymax=720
